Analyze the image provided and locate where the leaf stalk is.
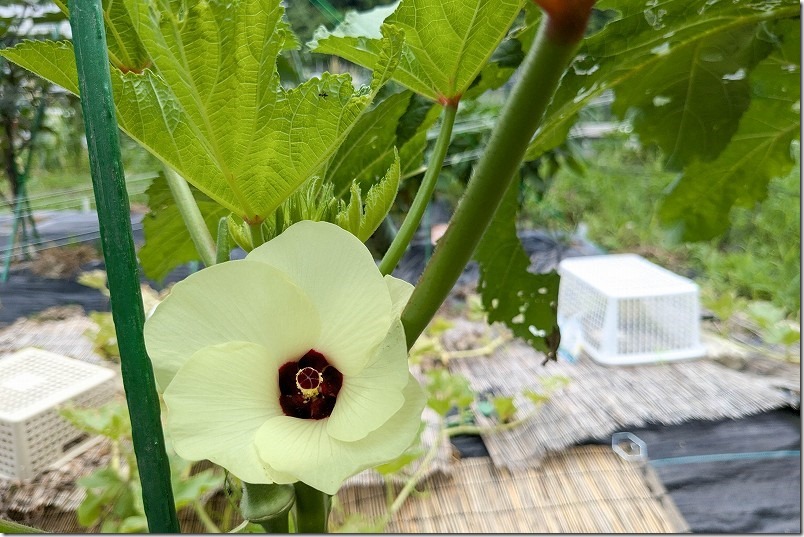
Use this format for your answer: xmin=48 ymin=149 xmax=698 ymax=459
xmin=379 ymin=103 xmax=458 ymax=276
xmin=163 ymin=165 xmax=217 ymax=268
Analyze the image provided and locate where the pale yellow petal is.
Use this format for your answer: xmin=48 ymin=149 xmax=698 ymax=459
xmin=327 ymin=320 xmax=409 ymax=442
xmin=145 ymin=260 xmax=321 ymax=390
xmin=163 ymin=341 xmax=295 ymax=484
xmin=246 ymin=221 xmax=391 ymax=375
xmin=385 ymin=275 xmax=414 ymax=319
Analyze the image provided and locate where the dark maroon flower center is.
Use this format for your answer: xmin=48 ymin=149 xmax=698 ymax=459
xmin=278 ymin=350 xmax=343 ymax=420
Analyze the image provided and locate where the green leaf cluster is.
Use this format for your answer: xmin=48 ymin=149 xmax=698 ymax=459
xmin=424 ymin=368 xmax=474 ymax=417
xmin=2 ymin=0 xmax=402 ymax=222
xmin=746 ymin=301 xmax=801 ymax=349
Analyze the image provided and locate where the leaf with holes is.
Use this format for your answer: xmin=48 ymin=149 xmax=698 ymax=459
xmin=524 ymin=0 xmax=799 ymax=163
xmin=658 ymin=30 xmax=800 ymax=241
xmin=474 ymin=180 xmax=559 ymax=357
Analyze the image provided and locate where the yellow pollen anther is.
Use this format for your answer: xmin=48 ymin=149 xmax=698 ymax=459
xmin=296 ymin=367 xmax=323 ymax=399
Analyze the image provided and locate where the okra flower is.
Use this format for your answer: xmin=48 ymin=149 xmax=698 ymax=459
xmin=144 ymin=221 xmax=425 ymax=495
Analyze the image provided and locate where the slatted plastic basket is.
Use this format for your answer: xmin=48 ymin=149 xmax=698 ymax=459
xmin=557 ymin=254 xmax=706 ymax=365
xmin=0 ymin=348 xmax=117 ymax=480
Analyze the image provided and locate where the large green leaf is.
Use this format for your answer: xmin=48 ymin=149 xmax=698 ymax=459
xmin=612 ymin=24 xmax=770 ymax=169
xmin=2 ymin=0 xmax=401 ymax=222
xmin=658 ymin=33 xmax=800 ymax=241
xmin=310 ymin=0 xmax=526 ymax=102
xmin=474 ymin=180 xmax=560 ymax=358
xmin=524 ymin=0 xmax=799 ymax=162
xmin=138 ymin=173 xmax=228 ymax=282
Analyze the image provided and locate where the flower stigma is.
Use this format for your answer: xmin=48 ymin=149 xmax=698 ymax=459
xmin=278 ymin=350 xmax=343 ymax=420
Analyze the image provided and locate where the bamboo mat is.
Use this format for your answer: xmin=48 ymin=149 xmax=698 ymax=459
xmin=446 ymin=321 xmax=798 ymax=470
xmin=335 ymin=445 xmax=689 ymax=533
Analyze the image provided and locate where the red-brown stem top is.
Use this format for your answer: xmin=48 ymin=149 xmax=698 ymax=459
xmin=534 ymin=0 xmax=596 ymax=45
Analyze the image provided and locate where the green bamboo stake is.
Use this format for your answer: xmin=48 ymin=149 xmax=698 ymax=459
xmin=401 ymin=10 xmax=587 ymax=348
xmin=0 ymin=91 xmax=46 ymax=282
xmin=68 ymin=0 xmax=180 ymax=532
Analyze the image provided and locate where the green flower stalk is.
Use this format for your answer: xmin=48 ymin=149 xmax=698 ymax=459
xmin=145 ymin=221 xmax=425 ymax=496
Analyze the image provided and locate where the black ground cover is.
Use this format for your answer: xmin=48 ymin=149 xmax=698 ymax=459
xmin=628 ymin=407 xmax=801 ymax=534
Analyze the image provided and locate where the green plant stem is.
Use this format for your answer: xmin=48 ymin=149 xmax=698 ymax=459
xmin=193 ymin=500 xmax=222 ymax=533
xmin=384 ymin=426 xmax=444 ymax=523
xmin=220 ymin=494 xmax=235 ymax=532
xmin=163 ymin=165 xmax=217 ymax=268
xmin=446 ymin=409 xmax=540 ymax=437
xmin=400 ymin=17 xmax=583 ymax=348
xmin=69 ymin=0 xmax=180 ymax=532
xmin=249 ymin=220 xmax=266 ymax=248
xmin=259 ymin=514 xmax=290 ymax=533
xmin=0 ymin=518 xmax=45 ymax=534
xmin=381 ymin=409 xmax=543 ymax=528
xmin=293 ymin=482 xmax=331 ymax=533
xmin=442 ymin=334 xmax=511 ymax=361
xmin=379 ymin=104 xmax=458 ymax=276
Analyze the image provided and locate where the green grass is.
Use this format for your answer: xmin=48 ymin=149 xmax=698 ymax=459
xmin=522 ymin=138 xmax=801 ymax=317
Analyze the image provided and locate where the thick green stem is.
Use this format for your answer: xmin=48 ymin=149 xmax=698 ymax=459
xmin=401 ymin=18 xmax=582 ymax=348
xmin=293 ymin=482 xmax=331 ymax=533
xmin=249 ymin=220 xmax=266 ymax=248
xmin=69 ymin=0 xmax=180 ymax=532
xmin=163 ymin=165 xmax=217 ymax=268
xmin=379 ymin=104 xmax=458 ymax=276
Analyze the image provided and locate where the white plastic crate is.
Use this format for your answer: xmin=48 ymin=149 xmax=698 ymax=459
xmin=0 ymin=348 xmax=117 ymax=480
xmin=557 ymin=254 xmax=706 ymax=365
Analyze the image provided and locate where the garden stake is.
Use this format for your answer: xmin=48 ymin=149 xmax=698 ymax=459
xmin=0 ymin=83 xmax=46 ymax=282
xmin=68 ymin=0 xmax=180 ymax=532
